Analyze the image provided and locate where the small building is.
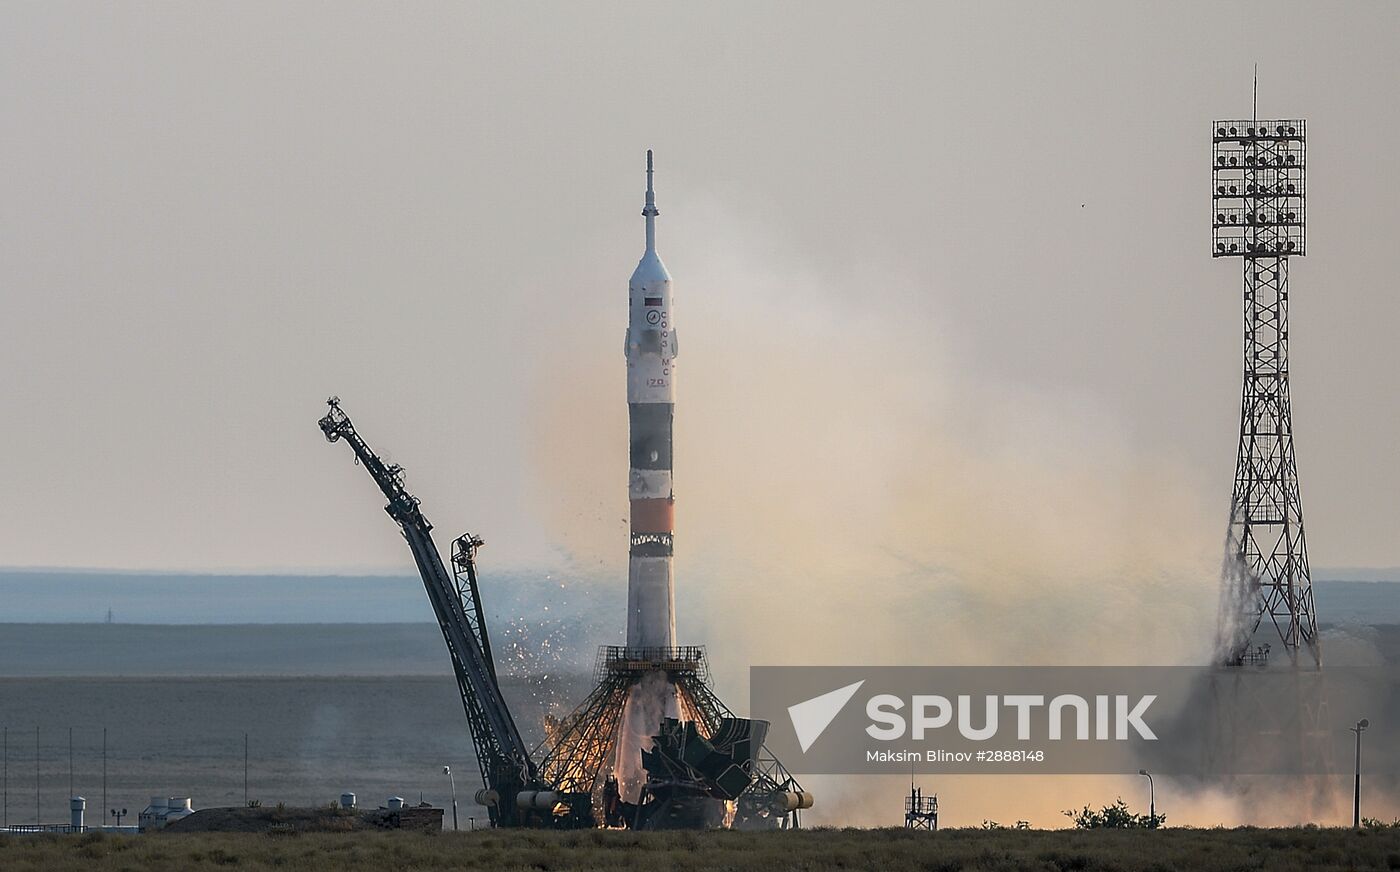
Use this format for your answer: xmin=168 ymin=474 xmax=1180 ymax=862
xmin=0 ymin=797 xmax=90 ymax=834
xmin=139 ymin=796 xmax=196 ymax=832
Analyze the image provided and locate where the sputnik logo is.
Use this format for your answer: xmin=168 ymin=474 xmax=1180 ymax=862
xmin=787 ymin=680 xmax=865 ymax=752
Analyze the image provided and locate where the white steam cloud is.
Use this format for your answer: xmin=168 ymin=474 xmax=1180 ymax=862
xmin=522 ymin=200 xmax=1391 ymax=827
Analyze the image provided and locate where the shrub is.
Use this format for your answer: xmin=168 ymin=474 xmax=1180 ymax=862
xmin=1364 ymin=818 xmax=1400 ymax=830
xmin=1063 ymin=798 xmax=1163 ymax=829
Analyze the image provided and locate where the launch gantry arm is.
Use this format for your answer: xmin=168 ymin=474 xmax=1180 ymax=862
xmin=318 ymin=397 xmax=538 ymax=825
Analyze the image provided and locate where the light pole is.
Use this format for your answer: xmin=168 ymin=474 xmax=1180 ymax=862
xmin=1351 ymin=719 xmax=1369 ymax=828
xmin=442 ymin=766 xmax=458 ymax=831
xmin=1138 ymin=769 xmax=1155 ymax=828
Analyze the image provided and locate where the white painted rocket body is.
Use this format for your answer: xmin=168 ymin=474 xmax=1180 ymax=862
xmin=625 ymin=150 xmax=677 ymax=650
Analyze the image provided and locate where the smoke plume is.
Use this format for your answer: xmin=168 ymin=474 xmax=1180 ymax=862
xmin=522 ymin=199 xmax=1396 ymax=827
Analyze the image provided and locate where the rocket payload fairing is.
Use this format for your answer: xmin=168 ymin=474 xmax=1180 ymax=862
xmin=625 ymin=150 xmax=677 ymax=650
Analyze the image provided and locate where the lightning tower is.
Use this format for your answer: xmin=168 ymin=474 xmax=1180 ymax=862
xmin=1211 ymin=118 xmax=1320 ymax=668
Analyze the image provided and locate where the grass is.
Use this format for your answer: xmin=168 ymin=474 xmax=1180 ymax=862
xmin=4 ymin=825 xmax=1400 ymax=871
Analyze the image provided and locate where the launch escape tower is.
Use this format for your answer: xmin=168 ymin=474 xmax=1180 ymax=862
xmin=1211 ymin=118 xmax=1320 ymax=668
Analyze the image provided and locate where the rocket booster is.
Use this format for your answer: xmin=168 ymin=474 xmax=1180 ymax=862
xmin=625 ymin=150 xmax=677 ymax=650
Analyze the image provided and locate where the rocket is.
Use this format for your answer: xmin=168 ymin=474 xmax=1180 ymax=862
xmin=625 ymin=150 xmax=677 ymax=650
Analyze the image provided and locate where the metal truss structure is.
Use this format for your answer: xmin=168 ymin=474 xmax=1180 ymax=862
xmin=1211 ymin=119 xmax=1320 ymax=668
xmin=904 ymin=785 xmax=938 ymax=831
xmin=319 ymin=399 xmax=540 ymax=826
xmin=536 ymin=646 xmax=808 ymax=829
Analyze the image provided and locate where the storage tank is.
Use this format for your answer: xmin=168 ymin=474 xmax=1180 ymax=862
xmin=340 ymin=792 xmax=357 ymax=809
xmin=387 ymin=796 xmax=405 ymax=811
xmin=70 ymin=797 xmax=85 ymax=831
xmin=165 ymin=797 xmax=194 ymax=825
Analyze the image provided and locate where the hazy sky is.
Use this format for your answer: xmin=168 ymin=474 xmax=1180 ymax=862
xmin=3 ymin=1 xmax=1398 ymax=574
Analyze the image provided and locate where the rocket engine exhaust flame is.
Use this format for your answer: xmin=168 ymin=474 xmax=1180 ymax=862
xmin=614 ymin=670 xmax=680 ymax=801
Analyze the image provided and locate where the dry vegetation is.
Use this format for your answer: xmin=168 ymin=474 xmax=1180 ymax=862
xmin=4 ymin=826 xmax=1400 ymax=871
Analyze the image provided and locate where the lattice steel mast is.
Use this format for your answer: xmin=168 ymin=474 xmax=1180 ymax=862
xmin=1211 ymin=118 xmax=1320 ymax=668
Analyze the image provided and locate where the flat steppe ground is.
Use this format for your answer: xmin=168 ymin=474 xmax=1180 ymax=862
xmin=5 ymin=826 xmax=1400 ymax=872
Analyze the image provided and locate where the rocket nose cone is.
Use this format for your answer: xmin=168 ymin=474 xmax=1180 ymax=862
xmin=632 ymin=249 xmax=671 ymax=284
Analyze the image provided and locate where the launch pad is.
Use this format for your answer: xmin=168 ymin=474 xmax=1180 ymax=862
xmin=539 ymin=646 xmax=809 ymax=829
